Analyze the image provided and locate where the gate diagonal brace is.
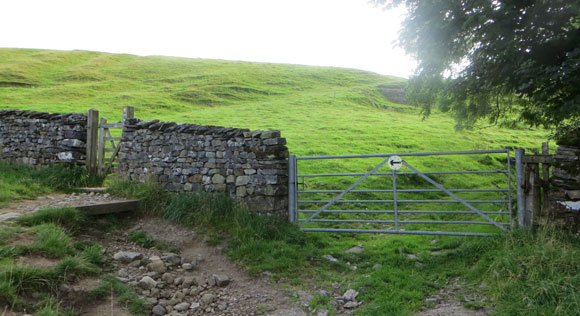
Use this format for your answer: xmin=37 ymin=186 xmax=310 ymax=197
xmin=402 ymin=161 xmax=508 ymax=232
xmin=300 ymin=157 xmax=391 ymax=227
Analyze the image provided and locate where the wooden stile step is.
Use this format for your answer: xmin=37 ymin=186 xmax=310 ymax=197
xmin=75 ymin=200 xmax=139 ymax=215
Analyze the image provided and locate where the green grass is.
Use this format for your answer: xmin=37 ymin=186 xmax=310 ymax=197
xmin=0 ymin=162 xmax=101 ymax=206
xmin=128 ymin=231 xmax=177 ymax=252
xmin=90 ymin=275 xmax=146 ymax=316
xmin=17 ymin=207 xmax=88 ymax=233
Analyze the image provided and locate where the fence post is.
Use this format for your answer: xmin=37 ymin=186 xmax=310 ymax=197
xmin=86 ymin=109 xmax=99 ymax=177
xmin=541 ymin=142 xmax=550 ymax=215
xmin=288 ymin=154 xmax=298 ymax=224
xmin=525 ymin=163 xmax=542 ymax=227
xmin=515 ymin=148 xmax=526 ymax=227
xmin=122 ymin=106 xmax=134 ymax=123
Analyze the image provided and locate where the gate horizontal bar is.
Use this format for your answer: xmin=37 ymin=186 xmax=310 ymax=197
xmin=298 ymin=170 xmax=507 ymax=177
xmin=297 ymin=149 xmax=509 ymax=160
xmin=100 ymin=123 xmax=124 ymax=129
xmin=298 ymin=219 xmax=511 ymax=225
xmin=299 ymin=189 xmax=508 ymax=194
xmin=298 ymin=209 xmax=511 ymax=215
xmin=301 ymin=228 xmax=496 ymax=237
xmin=299 ymin=199 xmax=509 ymax=204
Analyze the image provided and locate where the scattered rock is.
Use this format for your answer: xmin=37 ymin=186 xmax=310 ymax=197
xmin=342 ymin=289 xmax=358 ymax=301
xmin=344 ymin=301 xmax=359 ymax=309
xmin=316 ymin=309 xmax=329 ymax=316
xmin=372 ymin=263 xmax=382 ymax=270
xmin=190 ymin=302 xmax=201 ymax=311
xmin=147 ymin=259 xmax=167 ymax=273
xmin=323 ymin=255 xmax=338 ymax=263
xmin=201 ymin=293 xmax=217 ymax=305
xmin=212 ymin=274 xmax=231 ymax=287
xmin=152 ymin=304 xmax=166 ymax=316
xmin=138 ymin=276 xmax=157 ymax=290
xmin=113 ymin=251 xmax=142 ymax=263
xmin=173 ymin=302 xmax=190 ymax=311
xmin=345 ymin=245 xmax=364 ymax=254
xmin=430 ymin=240 xmax=438 ymax=245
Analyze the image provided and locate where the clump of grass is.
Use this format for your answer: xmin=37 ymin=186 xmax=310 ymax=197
xmin=25 ymin=224 xmax=75 ymax=258
xmin=106 ymin=177 xmax=169 ymax=215
xmin=127 ymin=231 xmax=176 ymax=252
xmin=128 ymin=231 xmax=156 ymax=248
xmin=17 ymin=208 xmax=87 ymax=233
xmin=90 ymin=275 xmax=146 ymax=315
xmin=79 ymin=244 xmax=105 ymax=266
xmin=464 ymin=227 xmax=580 ymax=316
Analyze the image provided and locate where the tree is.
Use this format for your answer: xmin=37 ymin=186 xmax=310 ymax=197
xmin=375 ymin=0 xmax=580 ymax=137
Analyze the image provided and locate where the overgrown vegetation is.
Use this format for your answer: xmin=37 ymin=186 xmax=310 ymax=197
xmin=0 ymin=162 xmax=102 ymax=206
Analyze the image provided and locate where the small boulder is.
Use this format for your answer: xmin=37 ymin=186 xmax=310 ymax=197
xmin=345 ymin=245 xmax=364 ymax=254
xmin=201 ymin=293 xmax=217 ymax=305
xmin=323 ymin=255 xmax=338 ymax=263
xmin=342 ymin=289 xmax=358 ymax=302
xmin=138 ymin=276 xmax=157 ymax=290
xmin=147 ymin=260 xmax=167 ymax=273
xmin=152 ymin=304 xmax=166 ymax=316
xmin=113 ymin=251 xmax=142 ymax=263
xmin=173 ymin=302 xmax=190 ymax=311
xmin=212 ymin=274 xmax=230 ymax=287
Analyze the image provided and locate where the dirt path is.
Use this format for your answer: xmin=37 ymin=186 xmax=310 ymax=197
xmin=1 ymin=193 xmax=309 ymax=316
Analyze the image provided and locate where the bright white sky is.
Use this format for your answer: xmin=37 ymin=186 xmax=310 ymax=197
xmin=0 ymin=0 xmax=416 ymax=78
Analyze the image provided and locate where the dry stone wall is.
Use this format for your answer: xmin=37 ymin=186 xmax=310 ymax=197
xmin=0 ymin=110 xmax=87 ymax=165
xmin=547 ymin=144 xmax=580 ymax=230
xmin=118 ymin=118 xmax=289 ymax=216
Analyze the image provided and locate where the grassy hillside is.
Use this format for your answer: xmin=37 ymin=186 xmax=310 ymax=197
xmin=0 ymin=48 xmax=549 ymax=234
xmin=3 ymin=48 xmax=574 ymax=315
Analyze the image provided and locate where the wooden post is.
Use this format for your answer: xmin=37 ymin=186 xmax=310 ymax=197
xmin=541 ymin=142 xmax=550 ymax=215
xmin=86 ymin=109 xmax=99 ymax=177
xmin=122 ymin=106 xmax=134 ymax=123
xmin=98 ymin=117 xmax=107 ymax=177
xmin=525 ymin=163 xmax=542 ymax=227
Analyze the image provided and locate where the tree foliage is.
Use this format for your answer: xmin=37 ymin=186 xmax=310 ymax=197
xmin=376 ymin=0 xmax=580 ymax=134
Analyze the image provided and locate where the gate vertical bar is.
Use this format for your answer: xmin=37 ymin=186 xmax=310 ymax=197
xmin=507 ymin=150 xmax=513 ymax=228
xmin=392 ymin=168 xmax=398 ymax=231
xmin=288 ymin=154 xmax=298 ymax=223
xmin=97 ymin=117 xmax=107 ymax=177
xmin=515 ymin=149 xmax=526 ymax=227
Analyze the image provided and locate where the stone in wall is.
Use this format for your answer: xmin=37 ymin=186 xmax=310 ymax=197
xmin=0 ymin=110 xmax=87 ymax=165
xmin=117 ymin=118 xmax=288 ymax=216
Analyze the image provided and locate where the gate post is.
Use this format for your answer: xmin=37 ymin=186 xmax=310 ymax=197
xmin=515 ymin=148 xmax=526 ymax=227
xmin=86 ymin=109 xmax=99 ymax=177
xmin=288 ymin=154 xmax=298 ymax=224
xmin=525 ymin=163 xmax=541 ymax=227
xmin=122 ymin=106 xmax=134 ymax=123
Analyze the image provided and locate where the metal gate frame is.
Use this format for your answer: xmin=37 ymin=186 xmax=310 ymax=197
xmin=288 ymin=150 xmax=513 ymax=237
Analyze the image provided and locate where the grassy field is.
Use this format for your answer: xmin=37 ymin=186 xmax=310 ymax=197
xmin=2 ymin=48 xmax=577 ymax=315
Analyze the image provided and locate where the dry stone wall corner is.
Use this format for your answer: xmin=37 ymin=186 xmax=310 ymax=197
xmin=117 ymin=118 xmax=289 ymax=216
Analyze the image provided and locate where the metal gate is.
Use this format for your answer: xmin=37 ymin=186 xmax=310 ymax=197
xmin=288 ymin=150 xmax=513 ymax=237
